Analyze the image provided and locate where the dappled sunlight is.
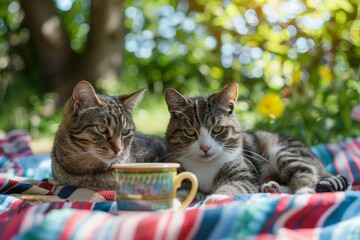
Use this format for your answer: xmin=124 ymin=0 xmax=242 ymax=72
xmin=0 ymin=0 xmax=359 ymax=145
xmin=120 ymin=0 xmax=359 ymax=144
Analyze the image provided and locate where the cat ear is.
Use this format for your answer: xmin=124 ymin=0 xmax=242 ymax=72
xmin=72 ymin=80 xmax=100 ymax=110
xmin=213 ymin=83 xmax=238 ymax=114
xmin=118 ymin=88 xmax=146 ymax=113
xmin=164 ymin=88 xmax=192 ymax=111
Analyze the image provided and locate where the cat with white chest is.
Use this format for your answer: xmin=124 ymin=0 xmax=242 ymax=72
xmin=164 ymin=83 xmax=349 ymax=202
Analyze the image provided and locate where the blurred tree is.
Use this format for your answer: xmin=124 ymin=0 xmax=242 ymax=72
xmin=19 ymin=0 xmax=125 ymax=105
xmin=118 ymin=0 xmax=360 ymax=144
xmin=0 ymin=0 xmax=359 ymax=145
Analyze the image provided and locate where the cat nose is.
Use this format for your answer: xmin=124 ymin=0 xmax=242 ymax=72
xmin=200 ymin=145 xmax=211 ymax=153
xmin=112 ymin=147 xmax=120 ymax=155
xmin=110 ymin=140 xmax=122 ymax=155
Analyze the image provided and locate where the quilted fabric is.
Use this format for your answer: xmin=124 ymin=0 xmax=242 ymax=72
xmin=1 ymin=131 xmax=360 ymax=239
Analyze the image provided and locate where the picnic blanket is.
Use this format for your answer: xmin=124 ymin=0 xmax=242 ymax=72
xmin=1 ymin=130 xmax=360 ymax=239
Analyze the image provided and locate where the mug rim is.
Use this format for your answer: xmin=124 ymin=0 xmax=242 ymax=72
xmin=112 ymin=162 xmax=180 ymax=170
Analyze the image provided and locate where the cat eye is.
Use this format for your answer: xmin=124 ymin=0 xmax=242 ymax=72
xmin=122 ymin=129 xmax=131 ymax=136
xmin=96 ymin=125 xmax=108 ymax=134
xmin=212 ymin=126 xmax=224 ymax=134
xmin=184 ymin=128 xmax=196 ymax=137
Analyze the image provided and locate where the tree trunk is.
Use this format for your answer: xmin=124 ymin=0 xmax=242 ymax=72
xmin=20 ymin=0 xmax=125 ymax=106
xmin=19 ymin=0 xmax=72 ymax=92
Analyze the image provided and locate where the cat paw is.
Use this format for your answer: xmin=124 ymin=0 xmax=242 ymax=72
xmin=203 ymin=194 xmax=230 ymax=205
xmin=261 ymin=181 xmax=282 ymax=193
xmin=316 ymin=175 xmax=350 ymax=192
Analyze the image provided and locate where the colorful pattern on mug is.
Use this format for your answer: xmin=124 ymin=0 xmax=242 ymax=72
xmin=115 ymin=170 xmax=177 ymax=210
xmin=116 ymin=170 xmax=176 ymax=199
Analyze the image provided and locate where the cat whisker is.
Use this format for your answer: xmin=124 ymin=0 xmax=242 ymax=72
xmin=55 ymin=153 xmax=92 ymax=165
xmin=56 ymin=142 xmax=96 ymax=154
xmin=241 ymin=156 xmax=260 ymax=180
xmin=242 ymin=149 xmax=271 ymax=163
xmin=159 ymin=153 xmax=177 ymax=162
xmin=241 ymin=152 xmax=261 ymax=163
xmin=220 ymin=147 xmax=261 ymax=180
xmin=61 ymin=152 xmax=90 ymax=160
xmin=160 ymin=148 xmax=194 ymax=162
xmin=54 ymin=147 xmax=94 ymax=164
xmin=217 ymin=153 xmax=234 ymax=166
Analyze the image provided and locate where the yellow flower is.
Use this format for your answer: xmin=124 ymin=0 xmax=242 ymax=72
xmin=291 ymin=70 xmax=302 ymax=85
xmin=257 ymin=94 xmax=285 ymax=119
xmin=319 ymin=65 xmax=333 ymax=84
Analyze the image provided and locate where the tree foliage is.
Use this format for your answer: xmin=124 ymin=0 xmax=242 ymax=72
xmin=0 ymin=0 xmax=359 ymax=145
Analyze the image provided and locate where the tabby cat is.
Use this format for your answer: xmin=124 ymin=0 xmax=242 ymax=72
xmin=52 ymin=81 xmax=167 ymax=190
xmin=164 ymin=83 xmax=349 ymax=201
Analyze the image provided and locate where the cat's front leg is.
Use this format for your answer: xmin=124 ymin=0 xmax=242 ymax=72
xmin=275 ymin=136 xmax=322 ymax=194
xmin=203 ymin=194 xmax=231 ymax=205
xmin=204 ymin=182 xmax=259 ymax=205
xmin=203 ymin=180 xmax=259 ymax=204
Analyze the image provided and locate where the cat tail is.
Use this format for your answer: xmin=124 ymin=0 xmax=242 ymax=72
xmin=315 ymin=175 xmax=350 ymax=192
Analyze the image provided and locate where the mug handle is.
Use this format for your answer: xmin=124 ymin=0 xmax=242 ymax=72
xmin=174 ymin=171 xmax=198 ymax=209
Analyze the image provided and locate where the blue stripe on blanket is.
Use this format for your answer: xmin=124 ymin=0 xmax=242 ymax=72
xmin=311 ymin=144 xmax=334 ymax=167
xmin=192 ymin=207 xmax=222 ymax=240
xmin=9 ymin=182 xmax=33 ymax=194
xmin=339 ymin=144 xmax=360 ymax=180
xmin=320 ymin=192 xmax=360 ymax=239
xmin=57 ymin=185 xmax=78 ymax=198
xmin=93 ymin=201 xmax=117 ymax=212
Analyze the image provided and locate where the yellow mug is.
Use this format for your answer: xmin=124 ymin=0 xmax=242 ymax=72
xmin=112 ymin=163 xmax=198 ymax=211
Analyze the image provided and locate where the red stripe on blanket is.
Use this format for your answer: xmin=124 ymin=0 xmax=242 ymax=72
xmin=177 ymin=209 xmax=201 ymax=240
xmin=59 ymin=210 xmax=89 ymax=240
xmin=38 ymin=181 xmax=55 ymax=192
xmin=352 ymin=181 xmax=360 ymax=191
xmin=329 ymin=145 xmax=354 ymax=181
xmin=0 ymin=131 xmax=33 ymax=160
xmin=7 ymin=147 xmax=33 ymax=160
xmin=134 ymin=213 xmax=162 ymax=239
xmin=95 ymin=190 xmax=115 ymax=201
xmin=259 ymin=196 xmax=292 ymax=236
xmin=283 ymin=194 xmax=335 ymax=239
xmin=1 ymin=204 xmax=31 ymax=239
xmin=0 ymin=198 xmax=29 ymax=220
xmin=71 ymin=202 xmax=94 ymax=209
xmin=345 ymin=142 xmax=360 ymax=175
xmin=14 ymin=163 xmax=24 ymax=176
xmin=0 ymin=131 xmax=30 ymax=143
xmin=0 ymin=178 xmax=19 ymax=193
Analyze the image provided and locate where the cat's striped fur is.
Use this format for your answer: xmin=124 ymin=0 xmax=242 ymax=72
xmin=52 ymin=81 xmax=167 ymax=190
xmin=164 ymin=83 xmax=349 ymax=200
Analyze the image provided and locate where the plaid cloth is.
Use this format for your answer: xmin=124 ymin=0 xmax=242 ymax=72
xmin=1 ymin=131 xmax=360 ymax=239
xmin=0 ymin=130 xmax=33 ymax=173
